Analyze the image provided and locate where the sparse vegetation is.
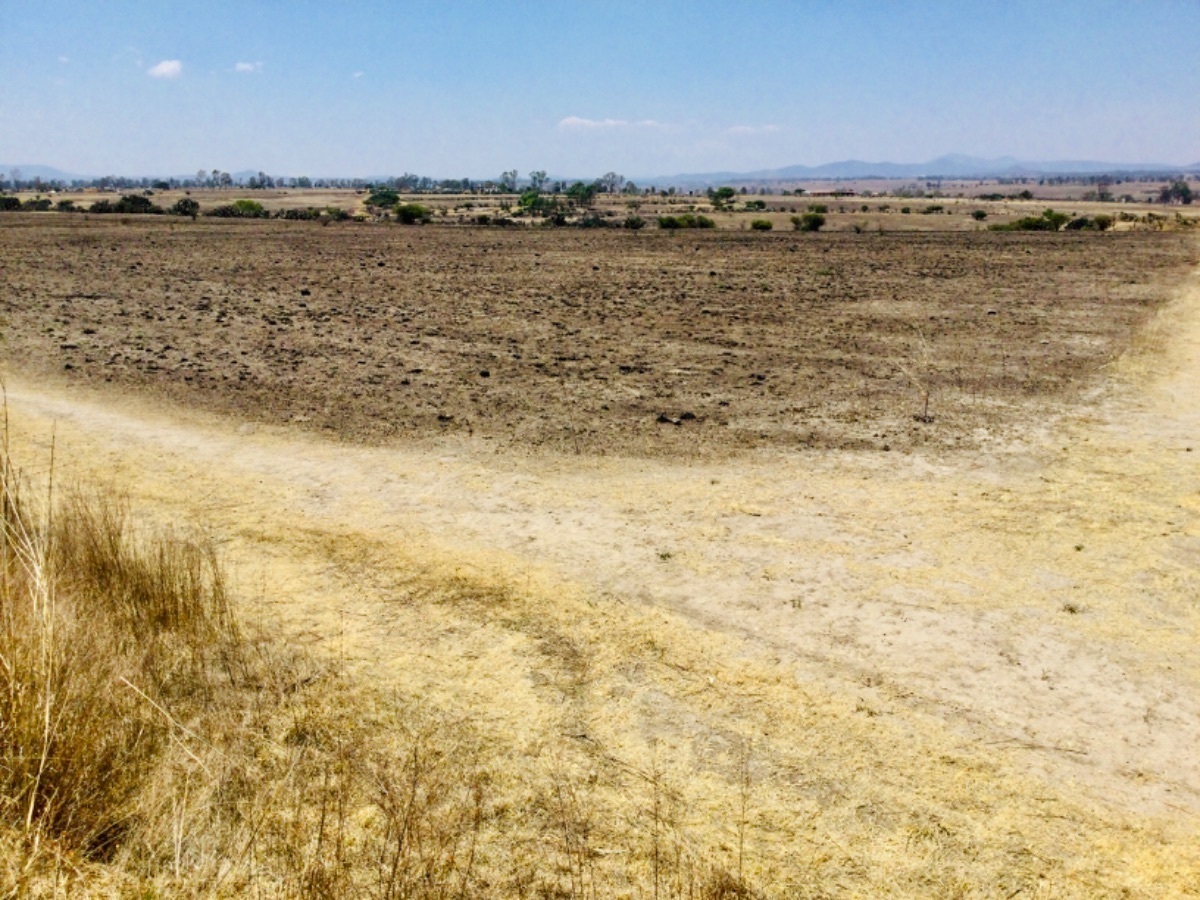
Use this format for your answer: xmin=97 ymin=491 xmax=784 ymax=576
xmin=792 ymin=212 xmax=825 ymax=231
xmin=88 ymin=195 xmax=164 ymax=215
xmin=365 ymin=187 xmax=400 ymax=208
xmin=990 ymin=208 xmax=1071 ymax=232
xmin=657 ymin=213 xmax=715 ymax=229
xmin=750 ymin=218 xmax=773 ymax=231
xmin=395 ymin=202 xmax=432 ymax=224
xmin=206 ymin=199 xmax=268 ymax=218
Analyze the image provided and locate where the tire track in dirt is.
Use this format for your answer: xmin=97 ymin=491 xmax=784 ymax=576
xmin=5 ymin=254 xmax=1200 ymax=840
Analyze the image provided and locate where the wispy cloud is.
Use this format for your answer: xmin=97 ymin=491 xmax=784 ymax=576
xmin=725 ymin=124 xmax=780 ymax=136
xmin=352 ymin=71 xmax=365 ymax=79
xmin=558 ymin=116 xmax=667 ymax=130
xmin=58 ymin=55 xmax=69 ymax=64
xmin=147 ymin=59 xmax=182 ymax=79
xmin=234 ymin=61 xmax=263 ymax=73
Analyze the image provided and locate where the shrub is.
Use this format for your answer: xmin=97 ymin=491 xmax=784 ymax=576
xmin=207 ymin=199 xmax=267 ymax=219
xmin=989 ymin=208 xmax=1070 ymax=232
xmin=365 ymin=188 xmax=400 ymax=207
xmin=971 ymin=209 xmax=988 ymax=221
xmin=576 ymin=212 xmax=610 ymax=228
xmin=744 ymin=199 xmax=766 ymax=211
xmin=791 ymin=212 xmax=825 ymax=232
xmin=21 ymin=198 xmax=52 ymax=211
xmin=277 ymin=207 xmax=322 ymax=220
xmin=169 ymin=198 xmax=200 ymax=219
xmin=102 ymin=195 xmax=164 ymax=215
xmin=901 ymin=207 xmax=912 ymax=214
xmin=807 ymin=204 xmax=828 ymax=214
xmin=395 ymin=202 xmax=431 ymax=224
xmin=623 ymin=214 xmax=646 ymax=230
xmin=0 ymin=196 xmax=20 ymax=211
xmin=750 ymin=218 xmax=773 ymax=231
xmin=656 ymin=214 xmax=714 ymax=229
xmin=233 ymin=198 xmax=265 ymax=215
xmin=55 ymin=199 xmax=77 ymax=212
xmin=1064 ymin=214 xmax=1115 ymax=232
xmin=921 ymin=205 xmax=944 ymax=214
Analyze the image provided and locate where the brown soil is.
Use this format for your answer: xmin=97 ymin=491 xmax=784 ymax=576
xmin=2 ymin=216 xmax=1195 ymax=456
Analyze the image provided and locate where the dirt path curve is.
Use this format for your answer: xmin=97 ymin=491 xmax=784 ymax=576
xmin=6 ymin=261 xmax=1200 ymax=829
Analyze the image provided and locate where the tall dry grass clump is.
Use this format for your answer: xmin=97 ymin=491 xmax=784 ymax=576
xmin=0 ymin=430 xmax=754 ymax=897
xmin=0 ymin=431 xmax=242 ymax=885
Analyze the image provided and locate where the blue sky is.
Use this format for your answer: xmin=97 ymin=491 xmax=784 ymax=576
xmin=2 ymin=0 xmax=1198 ymax=179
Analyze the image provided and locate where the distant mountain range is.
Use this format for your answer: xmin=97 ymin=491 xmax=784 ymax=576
xmin=4 ymin=155 xmax=1199 ymax=188
xmin=648 ymin=154 xmax=1200 ymax=187
xmin=0 ymin=164 xmax=88 ymax=182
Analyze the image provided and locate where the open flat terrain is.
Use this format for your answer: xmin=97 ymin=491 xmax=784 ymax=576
xmin=2 ymin=216 xmax=1196 ymax=455
xmin=3 ymin=216 xmax=1200 ymax=895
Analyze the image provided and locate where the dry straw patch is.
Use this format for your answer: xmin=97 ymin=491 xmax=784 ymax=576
xmin=2 ymin=392 xmax=1200 ymax=895
xmin=0 ymin=426 xmax=753 ymax=896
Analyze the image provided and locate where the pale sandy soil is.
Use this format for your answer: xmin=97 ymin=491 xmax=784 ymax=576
xmin=4 ymin=254 xmax=1200 ymax=892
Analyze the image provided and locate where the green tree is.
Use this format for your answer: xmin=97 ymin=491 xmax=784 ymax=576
xmin=170 ymin=198 xmax=200 ymax=219
xmin=528 ymin=170 xmax=548 ymax=191
xmin=1159 ymin=180 xmax=1193 ymax=204
xmin=709 ymin=186 xmax=736 ymax=208
xmin=566 ymin=181 xmax=598 ymax=208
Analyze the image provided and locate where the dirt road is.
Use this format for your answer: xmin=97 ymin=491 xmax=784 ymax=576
xmin=5 ymin=257 xmax=1200 ymax=890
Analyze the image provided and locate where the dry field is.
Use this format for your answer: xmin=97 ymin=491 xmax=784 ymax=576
xmin=2 ymin=216 xmax=1196 ymax=456
xmin=2 ymin=215 xmax=1200 ymax=896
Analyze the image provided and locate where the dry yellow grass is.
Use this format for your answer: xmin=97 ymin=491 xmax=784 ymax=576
xmin=4 ymin=399 xmax=1199 ymax=895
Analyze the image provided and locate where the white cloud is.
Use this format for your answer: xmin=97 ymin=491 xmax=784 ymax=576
xmin=558 ymin=116 xmax=667 ymax=130
xmin=235 ymin=61 xmax=263 ymax=73
xmin=352 ymin=71 xmax=365 ymax=79
xmin=147 ymin=59 xmax=182 ymax=79
xmin=725 ymin=124 xmax=780 ymax=136
xmin=58 ymin=55 xmax=69 ymax=64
